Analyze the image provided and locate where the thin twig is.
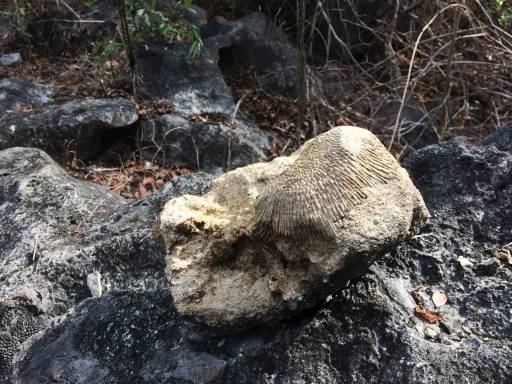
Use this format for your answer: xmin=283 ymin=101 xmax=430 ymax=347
xmin=389 ymin=3 xmax=467 ymax=151
xmin=74 ymin=200 xmax=106 ymax=232
xmin=440 ymin=3 xmax=463 ymax=141
xmin=58 ymin=0 xmax=81 ymax=20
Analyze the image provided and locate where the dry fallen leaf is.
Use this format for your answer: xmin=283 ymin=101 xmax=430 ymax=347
xmin=432 ymin=290 xmax=448 ymax=307
xmin=335 ymin=117 xmax=347 ymax=126
xmin=104 ymin=59 xmax=120 ymax=69
xmin=138 ymin=184 xmax=150 ymax=198
xmin=415 ymin=305 xmax=443 ymax=323
xmin=143 ymin=176 xmax=155 ymax=186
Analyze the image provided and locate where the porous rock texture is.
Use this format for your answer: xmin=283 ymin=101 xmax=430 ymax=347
xmin=0 ymin=98 xmax=138 ymax=159
xmin=137 ymin=114 xmax=269 ymax=174
xmin=158 ymin=126 xmax=429 ymax=329
xmin=481 ymin=121 xmax=512 ymax=152
xmin=0 ymin=147 xmax=123 ymax=378
xmin=373 ymin=99 xmax=439 ymax=149
xmin=137 ymin=12 xmax=308 ymax=116
xmin=3 ymin=131 xmax=512 ymax=383
xmin=26 ymin=4 xmax=116 ymax=57
xmin=0 ymin=78 xmax=54 ymax=115
xmin=0 ymin=146 xmax=212 ymax=381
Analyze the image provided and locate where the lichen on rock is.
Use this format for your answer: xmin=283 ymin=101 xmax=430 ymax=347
xmin=158 ymin=126 xmax=429 ymax=330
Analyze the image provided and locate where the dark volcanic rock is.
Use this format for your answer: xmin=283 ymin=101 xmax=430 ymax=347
xmin=0 ymin=147 xmax=125 ymax=378
xmin=214 ymin=12 xmax=302 ymax=97
xmin=236 ymin=0 xmax=412 ymax=63
xmin=137 ymin=114 xmax=269 ymax=174
xmin=27 ymin=6 xmax=116 ymax=57
xmin=4 ymin=137 xmax=512 ymax=383
xmin=0 ymin=147 xmax=213 ymax=382
xmin=373 ymin=99 xmax=439 ymax=149
xmin=137 ymin=12 xmax=307 ymax=115
xmin=0 ymin=78 xmax=54 ymax=115
xmin=137 ymin=41 xmax=236 ymax=117
xmin=481 ymin=121 xmax=512 ymax=152
xmin=0 ymin=98 xmax=138 ymax=159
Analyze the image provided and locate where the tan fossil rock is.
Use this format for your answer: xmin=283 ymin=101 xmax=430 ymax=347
xmin=158 ymin=126 xmax=429 ymax=329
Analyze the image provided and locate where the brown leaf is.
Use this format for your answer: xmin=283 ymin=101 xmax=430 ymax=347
xmin=143 ymin=176 xmax=155 ymax=186
xmin=415 ymin=305 xmax=443 ymax=323
xmin=138 ymin=184 xmax=150 ymax=198
xmin=104 ymin=59 xmax=120 ymax=69
xmin=335 ymin=117 xmax=347 ymax=126
xmin=432 ymin=290 xmax=448 ymax=307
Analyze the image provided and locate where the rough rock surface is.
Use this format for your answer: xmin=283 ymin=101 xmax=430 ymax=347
xmin=137 ymin=114 xmax=270 ymax=174
xmin=0 ymin=53 xmax=22 ymax=66
xmin=481 ymin=121 xmax=512 ymax=152
xmin=137 ymin=12 xmax=306 ymax=116
xmin=137 ymin=41 xmax=235 ymax=117
xmin=213 ymin=12 xmax=303 ymax=97
xmin=26 ymin=6 xmax=116 ymax=57
xmin=3 ymin=134 xmax=510 ymax=383
xmin=0 ymin=132 xmax=511 ymax=382
xmin=158 ymin=126 xmax=429 ymax=329
xmin=0 ymin=78 xmax=54 ymax=115
xmin=373 ymin=99 xmax=439 ymax=149
xmin=0 ymin=147 xmax=124 ymax=378
xmin=0 ymin=98 xmax=138 ymax=159
xmin=0 ymin=146 xmax=213 ymax=382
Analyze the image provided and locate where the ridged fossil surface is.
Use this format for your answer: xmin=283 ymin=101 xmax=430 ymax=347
xmin=159 ymin=126 xmax=429 ymax=330
xmin=253 ymin=128 xmax=400 ymax=242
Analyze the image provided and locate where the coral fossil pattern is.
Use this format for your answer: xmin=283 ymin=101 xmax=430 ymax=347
xmin=253 ymin=128 xmax=399 ymax=242
xmin=158 ymin=126 xmax=428 ymax=329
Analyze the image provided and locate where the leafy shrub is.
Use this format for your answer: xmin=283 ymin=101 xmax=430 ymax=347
xmin=127 ymin=0 xmax=203 ymax=57
xmin=495 ymin=0 xmax=512 ymax=30
xmin=1 ymin=0 xmax=203 ymax=58
xmin=91 ymin=38 xmax=123 ymax=63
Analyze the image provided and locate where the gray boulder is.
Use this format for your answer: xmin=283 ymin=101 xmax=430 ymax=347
xmin=373 ymin=99 xmax=439 ymax=150
xmin=137 ymin=41 xmax=236 ymax=117
xmin=0 ymin=78 xmax=54 ymax=115
xmin=0 ymin=147 xmax=125 ymax=378
xmin=137 ymin=114 xmax=270 ymax=174
xmin=0 ymin=146 xmax=213 ymax=382
xmin=0 ymin=53 xmax=22 ymax=66
xmin=213 ymin=12 xmax=302 ymax=97
xmin=0 ymin=98 xmax=138 ymax=159
xmin=481 ymin=121 xmax=512 ymax=152
xmin=137 ymin=12 xmax=307 ymax=116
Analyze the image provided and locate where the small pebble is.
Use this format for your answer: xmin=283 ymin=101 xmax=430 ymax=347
xmin=87 ymin=271 xmax=103 ymax=298
xmin=0 ymin=53 xmax=22 ymax=66
xmin=424 ymin=324 xmax=441 ymax=340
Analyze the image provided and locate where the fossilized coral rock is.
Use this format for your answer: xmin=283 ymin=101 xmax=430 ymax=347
xmin=159 ymin=126 xmax=429 ymax=329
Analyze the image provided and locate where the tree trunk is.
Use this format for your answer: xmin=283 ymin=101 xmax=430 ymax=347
xmin=297 ymin=0 xmax=308 ymax=134
xmin=112 ymin=0 xmax=137 ymax=96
